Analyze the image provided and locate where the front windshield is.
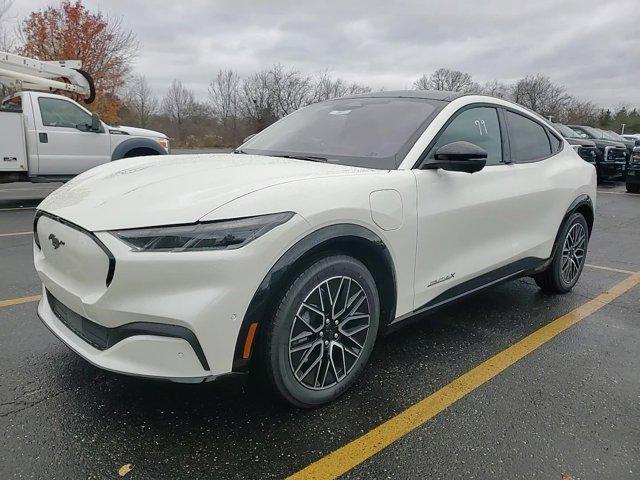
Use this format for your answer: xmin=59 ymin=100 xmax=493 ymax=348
xmin=604 ymin=130 xmax=626 ymax=142
xmin=553 ymin=123 xmax=580 ymax=138
xmin=240 ymin=97 xmax=445 ymax=169
xmin=571 ymin=125 xmax=601 ymax=139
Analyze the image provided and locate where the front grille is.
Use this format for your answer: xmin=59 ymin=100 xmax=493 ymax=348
xmin=606 ymin=148 xmax=627 ymax=161
xmin=47 ymin=290 xmax=110 ymax=350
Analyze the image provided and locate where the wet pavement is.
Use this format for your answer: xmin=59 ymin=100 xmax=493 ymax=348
xmin=0 ymin=180 xmax=638 ymax=479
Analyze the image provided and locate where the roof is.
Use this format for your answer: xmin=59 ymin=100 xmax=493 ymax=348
xmin=343 ymin=89 xmax=467 ymax=102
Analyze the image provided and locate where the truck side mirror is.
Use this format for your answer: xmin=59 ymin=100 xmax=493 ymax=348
xmin=90 ymin=112 xmax=101 ymax=132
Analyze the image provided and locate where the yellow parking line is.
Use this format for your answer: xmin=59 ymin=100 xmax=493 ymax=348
xmin=0 ymin=295 xmax=41 ymax=309
xmin=289 ymin=272 xmax=640 ymax=480
xmin=0 ymin=231 xmax=32 ymax=237
xmin=586 ymin=263 xmax=637 ymax=275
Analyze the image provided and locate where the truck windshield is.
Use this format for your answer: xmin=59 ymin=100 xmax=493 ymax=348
xmin=239 ymin=97 xmax=446 ymax=169
xmin=553 ymin=123 xmax=580 ymax=138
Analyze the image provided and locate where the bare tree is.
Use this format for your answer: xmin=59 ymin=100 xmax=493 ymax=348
xmin=239 ymin=69 xmax=276 ymax=128
xmin=162 ymin=79 xmax=196 ymax=140
xmin=125 ymin=75 xmax=158 ymax=128
xmin=564 ymin=97 xmax=598 ymax=124
xmin=477 ymin=80 xmax=512 ymax=99
xmin=208 ymin=69 xmax=240 ymax=119
xmin=512 ymin=74 xmax=571 ymax=119
xmin=312 ymin=70 xmax=370 ymax=102
xmin=413 ymin=68 xmax=475 ymax=92
xmin=268 ymin=63 xmax=314 ymax=117
xmin=0 ymin=0 xmax=14 ymax=51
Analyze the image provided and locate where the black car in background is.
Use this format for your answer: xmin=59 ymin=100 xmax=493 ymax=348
xmin=602 ymin=129 xmax=636 ymax=162
xmin=568 ymin=125 xmax=628 ymax=181
xmin=626 ymin=145 xmax=640 ymax=193
xmin=553 ymin=123 xmax=597 ymax=164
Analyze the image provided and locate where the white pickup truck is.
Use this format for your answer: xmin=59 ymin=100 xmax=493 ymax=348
xmin=0 ymin=51 xmax=169 ymax=184
xmin=0 ymin=91 xmax=169 ymax=184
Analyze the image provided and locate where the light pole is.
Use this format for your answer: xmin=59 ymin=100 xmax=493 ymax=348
xmin=621 ymin=123 xmax=626 ymax=135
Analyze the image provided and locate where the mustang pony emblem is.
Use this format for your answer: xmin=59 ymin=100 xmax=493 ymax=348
xmin=48 ymin=233 xmax=65 ymax=249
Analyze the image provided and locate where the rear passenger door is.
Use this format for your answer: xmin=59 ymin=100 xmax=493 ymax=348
xmin=501 ymin=109 xmax=567 ymax=261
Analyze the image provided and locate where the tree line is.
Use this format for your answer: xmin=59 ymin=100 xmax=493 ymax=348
xmin=2 ymin=1 xmax=639 ymax=148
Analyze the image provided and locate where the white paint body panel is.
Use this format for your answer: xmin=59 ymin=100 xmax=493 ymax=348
xmin=33 ymin=94 xmax=596 ymax=381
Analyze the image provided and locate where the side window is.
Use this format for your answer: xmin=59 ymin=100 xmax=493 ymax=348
xmin=38 ymin=98 xmax=93 ymax=131
xmin=427 ymin=107 xmax=503 ymax=166
xmin=0 ymin=96 xmax=22 ymax=111
xmin=505 ymin=111 xmax=551 ymax=162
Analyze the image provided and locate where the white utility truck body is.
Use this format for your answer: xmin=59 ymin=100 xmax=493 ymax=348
xmin=0 ymin=52 xmax=169 ymax=184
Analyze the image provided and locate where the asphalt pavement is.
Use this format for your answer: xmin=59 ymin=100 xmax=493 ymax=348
xmin=0 ymin=178 xmax=638 ymax=480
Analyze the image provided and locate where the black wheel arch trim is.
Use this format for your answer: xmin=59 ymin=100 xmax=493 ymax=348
xmin=111 ymin=137 xmax=166 ymax=160
xmin=232 ymin=223 xmax=397 ymax=372
xmin=551 ymin=194 xmax=594 ymax=256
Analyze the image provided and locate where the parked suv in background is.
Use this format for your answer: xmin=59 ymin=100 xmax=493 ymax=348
xmin=33 ymin=91 xmax=596 ymax=407
xmin=602 ymin=129 xmax=636 ymax=165
xmin=569 ymin=125 xmax=628 ymax=181
xmin=553 ymin=123 xmax=597 ymax=165
xmin=626 ymin=145 xmax=640 ymax=193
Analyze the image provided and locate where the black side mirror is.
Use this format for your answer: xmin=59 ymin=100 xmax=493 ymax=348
xmin=90 ymin=113 xmax=101 ymax=132
xmin=421 ymin=141 xmax=488 ymax=173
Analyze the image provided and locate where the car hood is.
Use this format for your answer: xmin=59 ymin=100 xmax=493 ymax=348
xmin=566 ymin=138 xmax=596 ymax=147
xmin=110 ymin=125 xmax=166 ymax=139
xmin=37 ymin=154 xmax=374 ymax=231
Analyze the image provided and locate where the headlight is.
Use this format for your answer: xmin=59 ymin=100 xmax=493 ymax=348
xmin=111 ymin=212 xmax=294 ymax=252
xmin=157 ymin=138 xmax=170 ymax=150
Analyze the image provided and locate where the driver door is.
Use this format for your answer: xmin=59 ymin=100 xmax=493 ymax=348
xmin=412 ymin=106 xmax=518 ymax=310
xmin=33 ymin=94 xmax=111 ymax=176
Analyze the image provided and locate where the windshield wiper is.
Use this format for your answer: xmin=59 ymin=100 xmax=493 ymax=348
xmin=274 ymin=154 xmax=328 ymax=163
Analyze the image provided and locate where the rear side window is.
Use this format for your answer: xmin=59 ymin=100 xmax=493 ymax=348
xmin=426 ymin=107 xmax=503 ymax=166
xmin=505 ymin=110 xmax=551 ymax=162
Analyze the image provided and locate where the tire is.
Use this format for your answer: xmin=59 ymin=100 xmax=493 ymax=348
xmin=626 ymin=181 xmax=640 ymax=193
xmin=255 ymin=255 xmax=380 ymax=408
xmin=534 ymin=212 xmax=589 ymax=293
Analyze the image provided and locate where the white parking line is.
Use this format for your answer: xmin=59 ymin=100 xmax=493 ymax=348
xmin=585 ymin=263 xmax=637 ymax=275
xmin=0 ymin=231 xmax=32 ymax=237
xmin=0 ymin=207 xmax=36 ymax=211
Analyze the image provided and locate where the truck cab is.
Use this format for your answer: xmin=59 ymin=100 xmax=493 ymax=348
xmin=0 ymin=91 xmax=169 ymax=184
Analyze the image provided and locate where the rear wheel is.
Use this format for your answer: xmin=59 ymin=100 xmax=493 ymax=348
xmin=626 ymin=180 xmax=640 ymax=193
xmin=255 ymin=255 xmax=380 ymax=408
xmin=534 ymin=212 xmax=589 ymax=293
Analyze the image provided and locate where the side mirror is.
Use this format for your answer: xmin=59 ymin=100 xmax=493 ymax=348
xmin=421 ymin=141 xmax=488 ymax=173
xmin=90 ymin=113 xmax=101 ymax=132
xmin=242 ymin=133 xmax=256 ymax=144
xmin=635 ymin=139 xmax=640 ymax=147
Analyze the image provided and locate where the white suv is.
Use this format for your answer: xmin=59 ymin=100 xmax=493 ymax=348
xmin=33 ymin=91 xmax=596 ymax=407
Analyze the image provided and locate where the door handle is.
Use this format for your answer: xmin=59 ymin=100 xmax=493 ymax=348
xmin=39 ymin=133 xmax=48 ymax=143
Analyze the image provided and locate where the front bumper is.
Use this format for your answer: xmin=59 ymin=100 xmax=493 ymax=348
xmin=626 ymin=163 xmax=640 ymax=185
xmin=33 ymin=211 xmax=311 ymax=381
xmin=597 ymin=160 xmax=626 ymax=180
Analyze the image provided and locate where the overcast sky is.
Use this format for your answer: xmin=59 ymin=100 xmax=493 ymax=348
xmin=9 ymin=0 xmax=640 ymax=107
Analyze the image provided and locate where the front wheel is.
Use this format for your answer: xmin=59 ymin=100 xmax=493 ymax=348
xmin=255 ymin=255 xmax=380 ymax=408
xmin=534 ymin=212 xmax=589 ymax=293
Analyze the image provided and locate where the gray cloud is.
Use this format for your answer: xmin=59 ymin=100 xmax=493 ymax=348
xmin=12 ymin=0 xmax=640 ymax=106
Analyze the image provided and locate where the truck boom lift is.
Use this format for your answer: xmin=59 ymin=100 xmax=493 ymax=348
xmin=0 ymin=51 xmax=95 ymax=103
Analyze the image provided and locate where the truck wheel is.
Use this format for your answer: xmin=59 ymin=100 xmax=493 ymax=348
xmin=122 ymin=148 xmax=160 ymax=159
xmin=626 ymin=181 xmax=640 ymax=193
